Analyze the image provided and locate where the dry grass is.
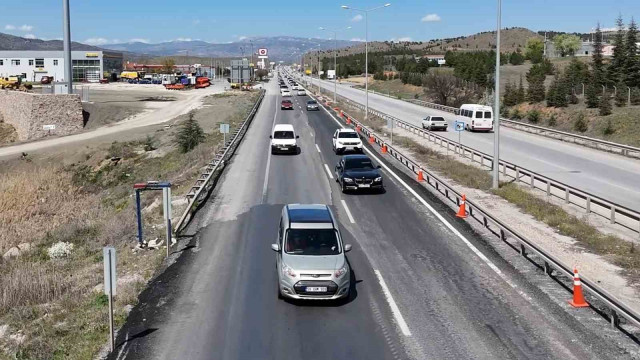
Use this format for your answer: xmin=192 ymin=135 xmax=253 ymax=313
xmin=0 ymin=122 xmax=17 ymax=145
xmin=0 ymin=90 xmax=261 ymax=359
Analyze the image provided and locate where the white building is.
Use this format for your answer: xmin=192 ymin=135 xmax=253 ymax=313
xmin=0 ymin=50 xmax=123 ymax=83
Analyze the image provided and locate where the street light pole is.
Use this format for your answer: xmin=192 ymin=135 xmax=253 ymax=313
xmin=342 ymin=4 xmax=391 ymax=120
xmin=492 ymin=0 xmax=502 ymax=189
xmin=62 ymin=0 xmax=73 ymax=94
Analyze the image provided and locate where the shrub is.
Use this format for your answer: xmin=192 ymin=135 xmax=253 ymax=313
xmin=527 ymin=110 xmax=541 ymax=124
xmin=143 ymin=135 xmax=156 ymax=152
xmin=614 ymin=83 xmax=627 ymax=107
xmin=603 ymin=119 xmax=615 ymax=135
xmin=585 ymin=82 xmax=600 ymax=108
xmin=48 ymin=241 xmax=74 ymax=259
xmin=599 ymin=95 xmax=612 ymax=116
xmin=176 ymin=111 xmax=206 ymax=153
xmin=547 ymin=114 xmax=557 ymax=126
xmin=631 ymin=87 xmax=640 ymax=105
xmin=510 ymin=108 xmax=523 ymax=120
xmin=574 ymin=113 xmax=588 ymax=132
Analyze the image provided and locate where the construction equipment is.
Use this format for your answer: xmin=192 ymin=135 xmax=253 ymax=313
xmin=0 ymin=76 xmax=32 ymax=91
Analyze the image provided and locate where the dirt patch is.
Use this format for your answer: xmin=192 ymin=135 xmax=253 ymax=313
xmin=0 ymin=122 xmax=17 ymax=145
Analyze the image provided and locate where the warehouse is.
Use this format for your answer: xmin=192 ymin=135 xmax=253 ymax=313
xmin=0 ymin=50 xmax=123 ymax=83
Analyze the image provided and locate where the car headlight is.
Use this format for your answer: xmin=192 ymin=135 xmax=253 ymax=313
xmin=374 ymin=177 xmax=382 ymax=182
xmin=282 ymin=263 xmax=296 ymax=278
xmin=334 ymin=264 xmax=348 ymax=278
xmin=343 ymin=177 xmax=353 ymax=183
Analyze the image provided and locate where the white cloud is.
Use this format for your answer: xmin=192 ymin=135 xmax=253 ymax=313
xmin=129 ymin=38 xmax=149 ymax=43
xmin=398 ymin=37 xmax=412 ymax=42
xmin=84 ymin=37 xmax=110 ymax=45
xmin=238 ymin=36 xmax=247 ymax=40
xmin=4 ymin=24 xmax=16 ymax=30
xmin=421 ymin=14 xmax=441 ymax=22
xmin=19 ymin=24 xmax=33 ymax=31
xmin=24 ymin=34 xmax=36 ymax=39
xmin=351 ymin=14 xmax=363 ymax=22
xmin=350 ymin=38 xmax=365 ymax=42
xmin=175 ymin=37 xmax=192 ymax=42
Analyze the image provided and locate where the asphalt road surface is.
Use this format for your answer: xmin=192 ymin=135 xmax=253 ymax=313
xmin=300 ymin=75 xmax=640 ymax=213
xmin=109 ymin=77 xmax=633 ymax=360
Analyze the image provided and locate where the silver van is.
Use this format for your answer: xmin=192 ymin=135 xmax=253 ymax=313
xmin=271 ymin=204 xmax=352 ymax=300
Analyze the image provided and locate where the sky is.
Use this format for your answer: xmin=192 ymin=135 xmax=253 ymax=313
xmin=1 ymin=0 xmax=639 ymax=45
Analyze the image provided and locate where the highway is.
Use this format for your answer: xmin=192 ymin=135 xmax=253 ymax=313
xmin=301 ymin=75 xmax=640 ymax=213
xmin=110 ymin=77 xmax=632 ymax=360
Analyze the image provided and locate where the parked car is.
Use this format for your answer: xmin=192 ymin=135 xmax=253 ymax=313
xmin=99 ymin=78 xmax=109 ymax=84
xmin=272 ymin=204 xmax=352 ymax=300
xmin=138 ymin=79 xmax=152 ymax=84
xmin=40 ymin=76 xmax=53 ymax=84
xmin=335 ymin=154 xmax=383 ymax=193
xmin=422 ymin=116 xmax=448 ymax=131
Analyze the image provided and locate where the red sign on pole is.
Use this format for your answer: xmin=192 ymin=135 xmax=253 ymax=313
xmin=258 ymin=48 xmax=268 ymax=56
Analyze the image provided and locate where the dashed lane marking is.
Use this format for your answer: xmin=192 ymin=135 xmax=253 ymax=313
xmin=374 ymin=270 xmax=412 ymax=337
xmin=323 ymin=164 xmax=334 ymax=180
xmin=341 ymin=199 xmax=356 ymax=224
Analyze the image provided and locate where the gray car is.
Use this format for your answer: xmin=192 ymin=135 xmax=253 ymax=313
xmin=271 ymin=204 xmax=352 ymax=300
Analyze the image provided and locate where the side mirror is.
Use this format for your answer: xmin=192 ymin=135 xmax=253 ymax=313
xmin=344 ymin=244 xmax=352 ymax=252
xmin=271 ymin=243 xmax=281 ymax=252
xmin=376 ymin=165 xmax=382 ymax=169
xmin=269 ymin=135 xmax=272 ymax=139
xmin=296 ymin=135 xmax=300 ymax=139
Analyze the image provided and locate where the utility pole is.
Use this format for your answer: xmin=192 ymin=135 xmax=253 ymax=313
xmin=492 ymin=0 xmax=502 ymax=189
xmin=62 ymin=0 xmax=73 ymax=94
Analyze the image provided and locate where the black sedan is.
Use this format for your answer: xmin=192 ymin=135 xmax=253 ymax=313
xmin=335 ymin=154 xmax=383 ymax=193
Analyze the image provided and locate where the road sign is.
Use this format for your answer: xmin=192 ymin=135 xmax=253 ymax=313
xmin=43 ymin=124 xmax=56 ymax=130
xmin=454 ymin=121 xmax=465 ymax=132
xmin=103 ymin=247 xmax=117 ymax=296
xmin=258 ymin=48 xmax=268 ymax=56
xmin=220 ymin=123 xmax=230 ymax=134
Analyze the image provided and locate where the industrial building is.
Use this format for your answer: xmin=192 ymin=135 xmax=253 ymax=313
xmin=0 ymin=50 xmax=123 ymax=82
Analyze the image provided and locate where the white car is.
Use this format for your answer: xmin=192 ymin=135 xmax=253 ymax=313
xmin=270 ymin=124 xmax=299 ymax=154
xmin=297 ymin=89 xmax=306 ymax=96
xmin=421 ymin=116 xmax=448 ymax=131
xmin=332 ymin=128 xmax=363 ymax=154
xmin=281 ymin=89 xmax=291 ymax=97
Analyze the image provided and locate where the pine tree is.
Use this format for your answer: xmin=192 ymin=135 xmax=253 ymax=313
xmin=625 ymin=18 xmax=640 ymax=87
xmin=607 ymin=15 xmax=627 ymax=85
xmin=592 ymin=23 xmax=605 ymax=85
xmin=526 ymin=64 xmax=546 ymax=103
xmin=615 ymin=82 xmax=628 ymax=107
xmin=176 ymin=112 xmax=206 ymax=153
xmin=630 ymin=87 xmax=640 ymax=105
xmin=599 ymin=94 xmax=612 ymax=116
xmin=585 ymin=78 xmax=600 ymax=108
xmin=503 ymin=82 xmax=516 ymax=106
xmin=547 ymin=74 xmax=569 ymax=107
xmin=517 ymin=75 xmax=526 ymax=104
xmin=574 ymin=113 xmax=588 ymax=132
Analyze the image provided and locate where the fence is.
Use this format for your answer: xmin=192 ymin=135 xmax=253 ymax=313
xmin=174 ymin=89 xmax=265 ymax=232
xmin=39 ymin=84 xmax=90 ymax=102
xmin=313 ymin=93 xmax=640 ymax=330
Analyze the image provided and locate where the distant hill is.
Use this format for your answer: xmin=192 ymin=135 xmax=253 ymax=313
xmin=0 ymin=32 xmax=102 ymax=51
xmin=104 ymin=36 xmax=356 ymax=63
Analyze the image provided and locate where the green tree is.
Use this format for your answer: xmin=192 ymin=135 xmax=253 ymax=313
xmin=574 ymin=113 xmax=588 ymax=132
xmin=527 ymin=109 xmax=541 ymax=123
xmin=625 ymin=18 xmax=640 ymax=87
xmin=525 ymin=37 xmax=544 ymax=63
xmin=615 ymin=82 xmax=628 ymax=107
xmin=509 ymin=51 xmax=525 ymax=65
xmin=564 ymin=58 xmax=589 ymax=87
xmin=547 ymin=113 xmax=557 ymax=126
xmin=176 ymin=112 xmax=206 ymax=153
xmin=585 ymin=80 xmax=600 ymax=108
xmin=606 ymin=15 xmax=627 ymax=85
xmin=526 ymin=64 xmax=546 ymax=103
xmin=631 ymin=87 xmax=640 ymax=105
xmin=552 ymin=34 xmax=581 ymax=57
xmin=546 ymin=74 xmax=569 ymax=107
xmin=503 ymin=81 xmax=517 ymax=106
xmin=592 ymin=24 xmax=605 ymax=84
xmin=599 ymin=94 xmax=612 ymax=116
xmin=517 ymin=75 xmax=526 ymax=104
xmin=603 ymin=119 xmax=615 ymax=135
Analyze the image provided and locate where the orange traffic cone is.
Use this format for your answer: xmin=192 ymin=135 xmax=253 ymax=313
xmin=382 ymin=144 xmax=388 ymax=154
xmin=340 ymin=111 xmax=344 ymax=118
xmin=456 ymin=195 xmax=467 ymax=218
xmin=369 ymin=135 xmax=375 ymax=143
xmin=417 ymin=170 xmax=425 ymax=182
xmin=569 ymin=267 xmax=589 ymax=308
xmin=356 ymin=125 xmax=361 ymax=132
xmin=346 ymin=117 xmax=351 ymax=125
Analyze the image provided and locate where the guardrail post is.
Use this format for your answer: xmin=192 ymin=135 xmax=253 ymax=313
xmin=520 ymin=243 xmax=527 ymax=257
xmin=483 ymin=216 xmax=488 ymax=228
xmin=610 ymin=310 xmax=620 ymax=328
xmin=530 ymin=174 xmax=535 ymax=188
xmin=546 ymin=182 xmax=551 ymax=197
xmin=610 ymin=207 xmax=616 ymax=224
xmin=544 ymin=261 xmax=552 ymax=276
xmin=565 ymin=188 xmax=570 ymax=204
xmin=515 ymin=168 xmax=520 ymax=181
xmin=499 ymin=229 xmax=506 ymax=242
xmin=586 ymin=197 xmax=591 ymax=214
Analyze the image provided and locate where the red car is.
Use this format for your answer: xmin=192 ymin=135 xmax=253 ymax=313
xmin=281 ymin=99 xmax=293 ymax=110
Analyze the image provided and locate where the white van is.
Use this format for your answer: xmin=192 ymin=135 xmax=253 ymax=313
xmin=270 ymin=124 xmax=299 ymax=154
xmin=458 ymin=104 xmax=494 ymax=132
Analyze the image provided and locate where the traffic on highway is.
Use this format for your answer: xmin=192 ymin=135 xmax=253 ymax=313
xmin=109 ymin=69 xmax=637 ymax=360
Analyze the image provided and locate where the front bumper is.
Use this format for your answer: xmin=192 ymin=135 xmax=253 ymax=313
xmin=280 ymin=278 xmax=350 ymax=300
xmin=343 ymin=181 xmax=383 ymax=190
xmin=336 ymin=144 xmax=363 ymax=153
xmin=306 ymin=106 xmax=319 ymax=111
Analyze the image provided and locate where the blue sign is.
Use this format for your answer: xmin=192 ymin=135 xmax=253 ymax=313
xmin=454 ymin=121 xmax=465 ymax=132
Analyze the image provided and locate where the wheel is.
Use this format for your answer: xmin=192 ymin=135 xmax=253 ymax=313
xmin=341 ymin=180 xmax=347 ymax=193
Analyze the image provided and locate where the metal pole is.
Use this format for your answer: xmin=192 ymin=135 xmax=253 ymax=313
xmin=135 ymin=189 xmax=143 ymax=246
xmin=334 ymin=32 xmax=338 ymax=104
xmin=492 ymin=0 xmax=501 ymax=189
xmin=62 ymin=0 xmax=73 ymax=94
xmin=365 ymin=11 xmax=369 ymax=120
xmin=108 ymin=249 xmax=114 ymax=352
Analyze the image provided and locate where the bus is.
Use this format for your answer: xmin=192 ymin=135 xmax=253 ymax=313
xmin=457 ymin=104 xmax=494 ymax=132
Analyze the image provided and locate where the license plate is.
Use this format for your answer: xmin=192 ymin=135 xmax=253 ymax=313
xmin=359 ymin=184 xmax=370 ymax=188
xmin=306 ymin=287 xmax=327 ymax=292
xmin=280 ymin=147 xmax=288 ymax=150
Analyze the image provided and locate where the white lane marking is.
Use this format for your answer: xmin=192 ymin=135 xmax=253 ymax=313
xmin=374 ymin=270 xmax=412 ymax=337
xmin=315 ymin=144 xmax=321 ymax=153
xmin=323 ymin=164 xmax=334 ymax=179
xmin=341 ymin=199 xmax=356 ymax=224
xmin=262 ymin=95 xmax=279 ymax=203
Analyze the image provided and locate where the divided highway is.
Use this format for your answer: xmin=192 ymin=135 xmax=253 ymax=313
xmin=110 ymin=77 xmax=632 ymax=360
xmin=303 ymin=76 xmax=640 ymax=213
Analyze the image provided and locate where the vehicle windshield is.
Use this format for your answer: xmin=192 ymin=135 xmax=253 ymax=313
xmin=274 ymin=131 xmax=294 ymax=139
xmin=338 ymin=132 xmax=358 ymax=139
xmin=307 ymin=101 xmax=317 ymax=105
xmin=285 ymin=229 xmax=340 ymax=255
xmin=431 ymin=117 xmax=445 ymax=121
xmin=345 ymin=157 xmax=375 ymax=170
xmin=282 ymin=100 xmax=292 ymax=104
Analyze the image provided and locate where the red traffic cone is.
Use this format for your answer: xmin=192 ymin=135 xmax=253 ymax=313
xmin=569 ymin=267 xmax=589 ymax=308
xmin=369 ymin=135 xmax=375 ymax=143
xmin=456 ymin=195 xmax=467 ymax=218
xmin=381 ymin=144 xmax=388 ymax=154
xmin=417 ymin=170 xmax=425 ymax=182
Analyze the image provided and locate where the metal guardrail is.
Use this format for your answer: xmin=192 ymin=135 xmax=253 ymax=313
xmin=359 ymin=87 xmax=640 ymax=159
xmin=314 ymin=95 xmax=640 ymax=330
xmin=174 ymin=89 xmax=265 ymax=233
xmin=329 ymin=93 xmax=640 ymax=238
